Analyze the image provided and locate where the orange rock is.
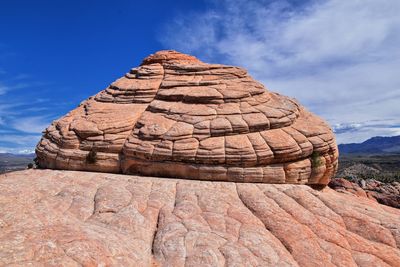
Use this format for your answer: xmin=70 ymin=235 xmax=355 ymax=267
xmin=36 ymin=50 xmax=338 ymax=185
xmin=1 ymin=169 xmax=399 ymax=266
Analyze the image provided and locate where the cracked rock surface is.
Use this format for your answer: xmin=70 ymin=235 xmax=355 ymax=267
xmin=36 ymin=50 xmax=338 ymax=185
xmin=1 ymin=169 xmax=399 ymax=266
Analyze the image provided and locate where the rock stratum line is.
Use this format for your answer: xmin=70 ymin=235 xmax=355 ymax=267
xmin=35 ymin=50 xmax=338 ymax=185
xmin=1 ymin=170 xmax=399 ymax=266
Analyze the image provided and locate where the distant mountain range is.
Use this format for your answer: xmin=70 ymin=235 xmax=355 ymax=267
xmin=0 ymin=153 xmax=35 ymax=174
xmin=339 ymin=135 xmax=400 ymax=154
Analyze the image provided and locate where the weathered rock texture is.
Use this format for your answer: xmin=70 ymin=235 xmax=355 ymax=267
xmin=36 ymin=50 xmax=338 ymax=185
xmin=1 ymin=169 xmax=400 ymax=266
xmin=329 ymin=178 xmax=400 ymax=209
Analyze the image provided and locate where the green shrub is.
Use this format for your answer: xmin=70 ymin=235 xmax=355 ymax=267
xmin=311 ymin=151 xmax=322 ymax=168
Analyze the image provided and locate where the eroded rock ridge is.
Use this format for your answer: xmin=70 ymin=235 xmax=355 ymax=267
xmin=36 ymin=50 xmax=338 ymax=184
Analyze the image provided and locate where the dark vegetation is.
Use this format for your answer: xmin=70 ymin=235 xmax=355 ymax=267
xmin=337 ymin=135 xmax=400 ymax=183
xmin=311 ymin=151 xmax=322 ymax=168
xmin=86 ymin=150 xmax=97 ymax=164
xmin=337 ymin=153 xmax=400 ymax=183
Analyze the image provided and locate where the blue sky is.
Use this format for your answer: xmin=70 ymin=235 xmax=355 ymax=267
xmin=1 ymin=0 xmax=399 ymax=153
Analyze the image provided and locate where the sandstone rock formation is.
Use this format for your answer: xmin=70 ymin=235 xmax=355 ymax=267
xmin=1 ymin=169 xmax=400 ymax=266
xmin=329 ymin=177 xmax=400 ymax=209
xmin=36 ymin=50 xmax=338 ymax=185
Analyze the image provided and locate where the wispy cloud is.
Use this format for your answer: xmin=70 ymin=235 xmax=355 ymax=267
xmin=0 ymin=69 xmax=48 ymax=96
xmin=162 ymin=0 xmax=400 ymax=144
xmin=0 ymin=147 xmax=36 ymax=154
xmin=0 ymin=134 xmax=41 ymax=145
xmin=0 ymin=67 xmax=54 ymax=152
xmin=333 ymin=123 xmax=364 ymax=135
xmin=0 ymin=133 xmax=41 ymax=154
xmin=10 ymin=116 xmax=50 ymax=134
xmin=0 ymin=83 xmax=8 ymax=95
xmin=6 ymin=81 xmax=48 ymax=91
xmin=333 ymin=119 xmax=400 ymax=143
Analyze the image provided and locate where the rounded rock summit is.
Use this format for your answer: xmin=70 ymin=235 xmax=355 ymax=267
xmin=36 ymin=50 xmax=338 ymax=185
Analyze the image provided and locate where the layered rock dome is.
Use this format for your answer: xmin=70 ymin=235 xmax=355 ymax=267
xmin=36 ymin=50 xmax=338 ymax=185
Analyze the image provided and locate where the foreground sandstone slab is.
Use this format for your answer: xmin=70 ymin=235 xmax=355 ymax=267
xmin=36 ymin=50 xmax=338 ymax=185
xmin=329 ymin=177 xmax=400 ymax=209
xmin=1 ymin=170 xmax=399 ymax=266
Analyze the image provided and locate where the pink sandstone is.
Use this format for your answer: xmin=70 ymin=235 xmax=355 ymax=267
xmin=1 ymin=169 xmax=399 ymax=266
xmin=35 ymin=50 xmax=338 ymax=185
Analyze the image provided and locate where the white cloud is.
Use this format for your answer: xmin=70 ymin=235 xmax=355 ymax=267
xmin=0 ymin=74 xmax=47 ymax=95
xmin=11 ymin=116 xmax=50 ymax=134
xmin=336 ymin=126 xmax=400 ymax=144
xmin=0 ymin=147 xmax=36 ymax=154
xmin=332 ymin=119 xmax=400 ymax=143
xmin=17 ymin=149 xmax=36 ymax=154
xmin=162 ymin=0 xmax=400 ymax=144
xmin=333 ymin=123 xmax=363 ymax=134
xmin=0 ymin=134 xmax=41 ymax=145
